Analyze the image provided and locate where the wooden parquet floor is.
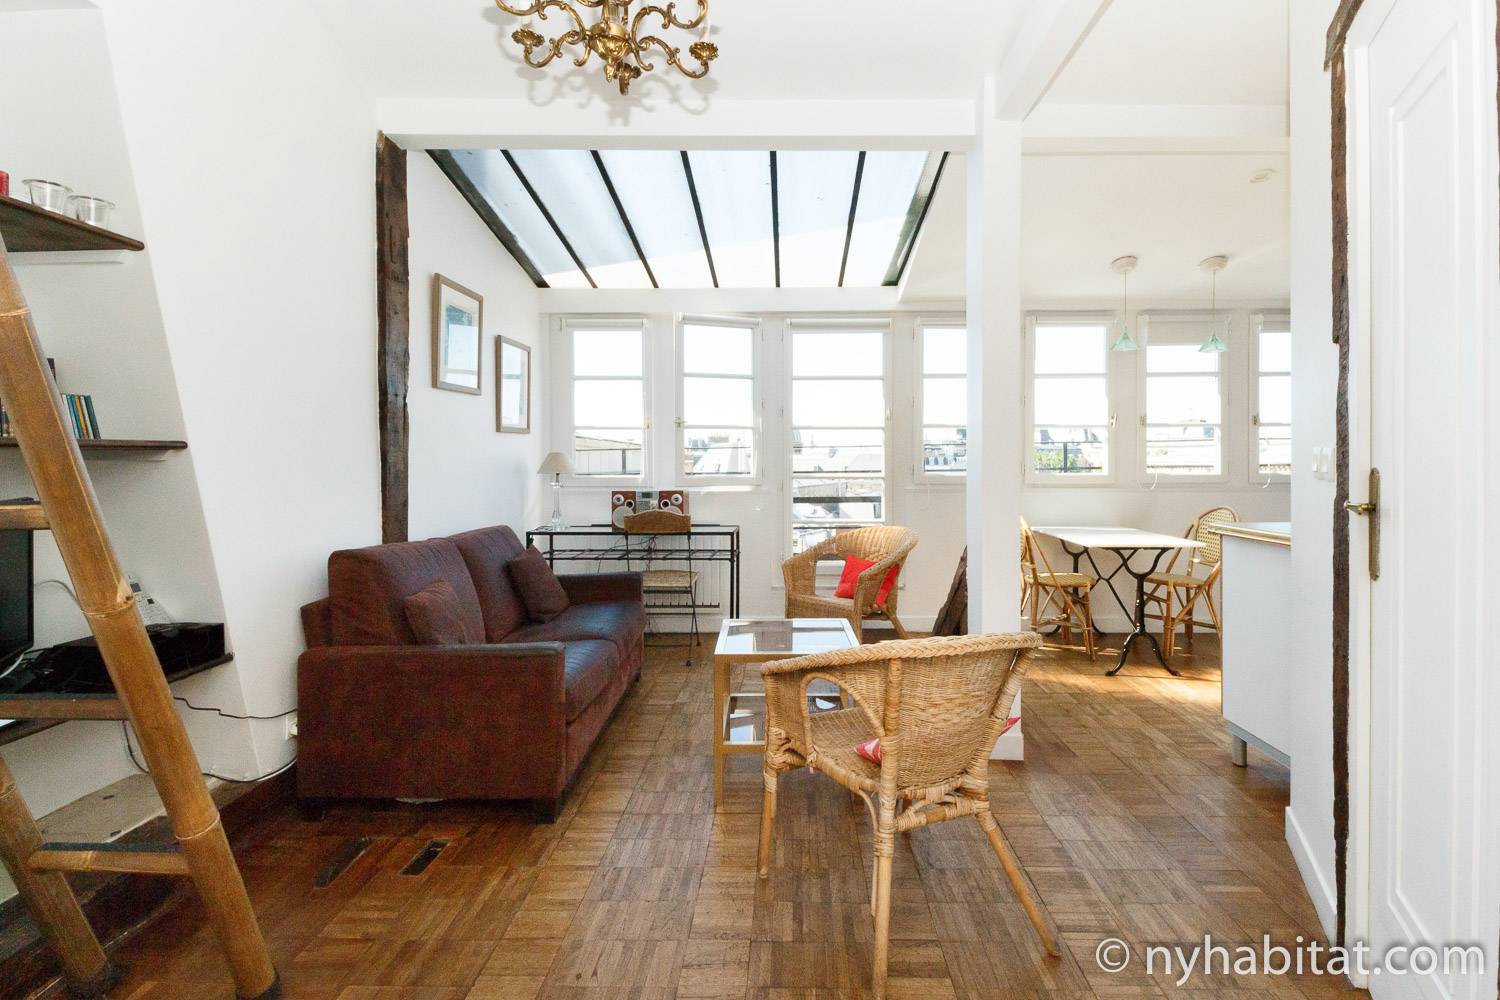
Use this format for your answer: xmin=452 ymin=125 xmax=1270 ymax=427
xmin=101 ymin=635 xmax=1360 ymax=1000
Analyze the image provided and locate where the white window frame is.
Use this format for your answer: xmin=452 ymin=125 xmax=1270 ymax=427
xmin=1250 ymin=310 xmax=1292 ymax=482
xmin=555 ymin=315 xmax=650 ymax=485
xmin=785 ymin=316 xmax=893 ymax=555
xmin=913 ymin=314 xmax=968 ymax=483
xmin=1137 ymin=310 xmax=1231 ymax=485
xmin=1024 ymin=311 xmax=1117 ymax=485
xmin=676 ymin=313 xmax=763 ymax=485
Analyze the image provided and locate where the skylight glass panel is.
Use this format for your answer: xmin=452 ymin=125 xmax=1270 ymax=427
xmin=506 ymin=150 xmax=653 ymax=289
xmin=685 ymin=151 xmax=775 ymax=288
xmin=776 ymin=150 xmax=860 ymax=288
xmin=840 ymin=152 xmax=928 ymax=287
xmin=449 ymin=150 xmax=590 ymax=289
xmin=597 ymin=150 xmax=713 ymax=288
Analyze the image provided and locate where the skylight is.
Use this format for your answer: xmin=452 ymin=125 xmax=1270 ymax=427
xmin=431 ymin=148 xmax=948 ymax=290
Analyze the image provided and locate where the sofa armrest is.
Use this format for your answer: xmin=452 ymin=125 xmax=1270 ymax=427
xmin=558 ymin=572 xmax=643 ymax=605
xmin=296 ymin=643 xmax=569 ymax=800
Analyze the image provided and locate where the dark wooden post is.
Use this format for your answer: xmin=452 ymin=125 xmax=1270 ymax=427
xmin=376 ymin=132 xmax=410 ymax=544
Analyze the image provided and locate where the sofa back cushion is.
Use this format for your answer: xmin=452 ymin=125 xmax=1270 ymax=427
xmin=404 ymin=580 xmax=485 ymax=646
xmin=449 ymin=525 xmax=530 ymax=641
xmin=328 ymin=537 xmax=484 ymax=646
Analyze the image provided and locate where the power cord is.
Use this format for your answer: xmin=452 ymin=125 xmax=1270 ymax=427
xmin=173 ymin=697 xmax=296 ymax=721
xmin=121 ymin=722 xmax=295 ymax=784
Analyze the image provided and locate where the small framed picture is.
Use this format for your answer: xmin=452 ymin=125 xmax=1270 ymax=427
xmin=432 ymin=274 xmax=482 ymax=394
xmin=496 ymin=335 xmax=531 ymax=433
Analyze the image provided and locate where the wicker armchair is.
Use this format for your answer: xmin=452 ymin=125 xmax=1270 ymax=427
xmin=781 ymin=526 xmax=918 ymax=642
xmin=757 ymin=633 xmax=1061 ymax=998
xmin=1143 ymin=506 xmax=1238 ymax=657
xmin=1020 ymin=517 xmax=1097 ymax=660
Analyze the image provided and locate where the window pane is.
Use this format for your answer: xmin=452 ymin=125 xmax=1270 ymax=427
xmin=575 ymin=428 xmax=643 ymax=475
xmin=923 ymin=327 xmax=966 ymax=374
xmin=684 ymin=428 xmax=753 ymax=476
xmin=1147 ymin=343 xmax=1218 ymax=373
xmin=1259 ymin=374 xmax=1291 ymax=425
xmin=684 ymin=376 xmax=753 ymax=425
xmin=1034 ymin=377 xmax=1108 ymax=426
xmin=777 ymin=150 xmax=860 ymax=288
xmin=792 ymin=430 xmax=883 ymax=474
xmin=1258 ymin=426 xmax=1292 ymax=475
xmin=575 ymin=379 xmax=643 ymax=426
xmin=574 ymin=329 xmax=641 ymax=377
xmin=1034 ymin=427 xmax=1108 ymax=474
xmin=684 ymin=323 xmax=752 ymax=374
xmin=793 ymin=379 xmax=884 ymax=427
xmin=1035 ymin=325 xmax=1106 ymax=374
xmin=447 ymin=150 xmax=590 ymax=289
xmin=923 ymin=377 xmax=966 ymax=425
xmin=840 ymin=151 xmax=929 ymax=287
xmin=1145 ymin=426 xmax=1221 ymax=475
xmin=922 ymin=427 xmax=966 ymax=473
xmin=792 ymin=477 xmax=884 ymax=522
xmin=597 ymin=149 xmax=714 ymax=288
xmin=792 ymin=331 xmax=883 ymax=376
xmin=1146 ymin=375 xmax=1220 ymax=424
xmin=506 ymin=150 xmax=653 ymax=288
xmin=1259 ymin=329 xmax=1292 ymax=372
xmin=687 ymin=150 xmax=776 ymax=288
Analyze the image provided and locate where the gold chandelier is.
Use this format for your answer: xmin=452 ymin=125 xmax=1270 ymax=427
xmin=496 ymin=0 xmax=718 ymax=95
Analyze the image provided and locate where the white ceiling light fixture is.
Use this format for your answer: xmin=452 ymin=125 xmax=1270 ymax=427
xmin=1109 ymin=255 xmax=1139 ymax=352
xmin=1198 ymin=254 xmax=1229 ymax=354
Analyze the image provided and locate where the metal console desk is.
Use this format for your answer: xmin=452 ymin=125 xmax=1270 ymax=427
xmin=525 ymin=523 xmax=742 ymax=618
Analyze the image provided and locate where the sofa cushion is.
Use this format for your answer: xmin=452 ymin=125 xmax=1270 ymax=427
xmin=507 ymin=547 xmax=571 ymax=623
xmin=562 ymin=640 xmax=619 ymax=722
xmin=404 ymin=580 xmax=484 ymax=646
xmin=505 ymin=600 xmax=646 ymax=657
xmin=449 ymin=526 xmax=530 ymax=641
xmin=328 ymin=537 xmax=485 ymax=646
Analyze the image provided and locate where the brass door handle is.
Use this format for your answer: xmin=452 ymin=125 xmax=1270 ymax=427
xmin=1344 ymin=500 xmax=1376 ymax=515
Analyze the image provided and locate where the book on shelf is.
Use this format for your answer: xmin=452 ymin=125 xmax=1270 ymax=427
xmin=0 ymin=392 xmax=102 ymax=440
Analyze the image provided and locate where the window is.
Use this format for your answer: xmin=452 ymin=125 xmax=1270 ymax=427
xmin=1028 ymin=316 xmax=1111 ymax=477
xmin=680 ymin=318 xmax=757 ymax=477
xmin=789 ymin=322 xmax=888 ymax=551
xmin=1142 ymin=313 xmax=1226 ymax=477
xmin=1254 ymin=312 xmax=1291 ymax=477
xmin=918 ymin=321 xmax=967 ymax=475
xmin=569 ymin=320 xmax=645 ymax=476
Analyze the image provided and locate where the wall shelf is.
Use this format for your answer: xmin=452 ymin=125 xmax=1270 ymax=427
xmin=0 ymin=195 xmax=144 ymax=253
xmin=0 ymin=439 xmax=187 ymax=453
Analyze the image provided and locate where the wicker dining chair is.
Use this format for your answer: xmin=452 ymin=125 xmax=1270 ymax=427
xmin=1020 ymin=517 xmax=1097 ymax=660
xmin=1143 ymin=506 xmax=1238 ymax=657
xmin=757 ymin=633 xmax=1061 ymax=999
xmin=781 ymin=526 xmax=918 ymax=642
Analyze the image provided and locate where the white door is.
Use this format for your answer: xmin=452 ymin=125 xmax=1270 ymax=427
xmin=1350 ymin=0 xmax=1499 ymax=998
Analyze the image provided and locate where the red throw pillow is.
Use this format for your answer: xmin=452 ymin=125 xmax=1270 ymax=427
xmin=404 ymin=580 xmax=483 ymax=646
xmin=506 ymin=546 xmax=570 ymax=623
xmin=833 ymin=556 xmax=900 ymax=607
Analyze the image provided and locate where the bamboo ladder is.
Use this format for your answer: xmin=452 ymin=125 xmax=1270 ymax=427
xmin=0 ymin=240 xmax=278 ymax=998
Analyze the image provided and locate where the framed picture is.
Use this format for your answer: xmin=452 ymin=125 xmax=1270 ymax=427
xmin=496 ymin=335 xmax=531 ymax=433
xmin=432 ymin=274 xmax=482 ymax=394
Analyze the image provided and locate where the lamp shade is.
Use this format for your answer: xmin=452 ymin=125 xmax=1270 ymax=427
xmin=538 ymin=451 xmax=575 ymax=476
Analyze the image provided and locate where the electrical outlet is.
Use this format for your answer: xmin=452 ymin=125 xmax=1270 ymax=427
xmin=284 ymin=713 xmax=298 ymax=740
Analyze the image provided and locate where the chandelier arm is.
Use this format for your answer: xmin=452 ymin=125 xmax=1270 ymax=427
xmin=631 ymin=0 xmax=707 ymax=35
xmin=633 ymin=33 xmax=711 ymax=78
xmin=496 ymin=0 xmax=604 ymax=13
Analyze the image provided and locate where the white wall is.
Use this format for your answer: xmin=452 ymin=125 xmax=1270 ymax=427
xmin=1285 ymin=0 xmax=1341 ymax=939
xmin=407 ymin=153 xmax=547 ymax=539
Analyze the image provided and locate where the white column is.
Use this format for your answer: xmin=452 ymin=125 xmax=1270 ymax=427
xmin=965 ymin=79 xmax=1026 ymax=759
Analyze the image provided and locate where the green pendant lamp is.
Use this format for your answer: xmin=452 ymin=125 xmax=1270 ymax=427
xmin=1198 ymin=255 xmax=1229 ymax=353
xmin=1109 ymin=255 xmax=1139 ymax=352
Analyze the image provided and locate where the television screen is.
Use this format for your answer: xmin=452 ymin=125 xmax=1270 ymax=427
xmin=0 ymin=530 xmax=34 ymax=670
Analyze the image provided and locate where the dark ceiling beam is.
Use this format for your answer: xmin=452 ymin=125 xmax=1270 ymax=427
xmin=769 ymin=151 xmax=781 ymax=289
xmin=680 ymin=151 xmax=719 ymax=289
xmin=591 ymin=150 xmax=658 ymax=289
xmin=502 ymin=149 xmax=597 ymax=289
xmin=428 ymin=150 xmax=547 ymax=289
xmin=837 ymin=151 xmax=868 ymax=288
xmin=883 ymin=151 xmax=949 ymax=287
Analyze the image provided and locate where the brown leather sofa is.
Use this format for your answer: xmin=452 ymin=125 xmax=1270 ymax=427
xmin=296 ymin=525 xmax=644 ymax=820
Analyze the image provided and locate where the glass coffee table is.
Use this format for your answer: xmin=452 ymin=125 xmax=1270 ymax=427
xmin=712 ymin=617 xmax=858 ymax=806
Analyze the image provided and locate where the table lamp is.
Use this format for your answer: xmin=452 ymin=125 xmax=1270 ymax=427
xmin=538 ymin=451 xmax=574 ymax=529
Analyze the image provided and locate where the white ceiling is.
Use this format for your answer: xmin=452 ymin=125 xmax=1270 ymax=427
xmin=310 ymin=1 xmax=1025 ymax=102
xmin=902 ymin=150 xmax=1291 ymax=303
xmin=1042 ymin=0 xmax=1288 ymax=106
